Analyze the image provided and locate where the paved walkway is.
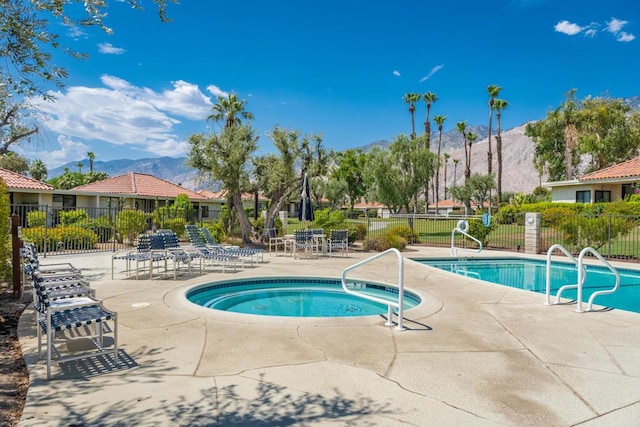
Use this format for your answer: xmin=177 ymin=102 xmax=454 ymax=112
xmin=17 ymin=247 xmax=640 ymax=426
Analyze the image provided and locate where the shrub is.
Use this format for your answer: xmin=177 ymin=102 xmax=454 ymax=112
xmin=520 ymin=202 xmax=583 ymax=214
xmin=558 ymin=216 xmax=633 ymax=250
xmin=388 ymin=225 xmax=418 ymax=244
xmin=540 ymin=207 xmax=575 ymax=228
xmin=467 ymin=219 xmax=494 ymax=247
xmin=367 ymin=209 xmax=378 ymax=218
xmin=21 ymin=226 xmax=98 ymax=252
xmin=363 ymin=232 xmax=407 ymax=251
xmin=202 ymin=221 xmax=227 ymax=243
xmin=27 ymin=210 xmax=46 ymax=227
xmin=59 ymin=209 xmax=89 ymax=225
xmin=353 ymin=223 xmax=367 ymax=241
xmin=602 ymin=201 xmax=640 ymax=217
xmin=0 ymin=177 xmax=10 ymax=281
xmin=496 ymin=205 xmax=518 ymax=224
xmin=162 ymin=217 xmax=187 ymax=238
xmin=86 ymin=216 xmax=113 ymax=243
xmin=116 ymin=209 xmax=148 ymax=245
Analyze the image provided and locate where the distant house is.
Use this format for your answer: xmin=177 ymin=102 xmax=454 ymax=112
xmin=353 ymin=201 xmax=391 ymax=218
xmin=1 ymin=167 xmax=55 ymax=207
xmin=70 ymin=172 xmax=217 ymax=220
xmin=427 ymin=199 xmax=465 ymax=216
xmin=544 ymin=157 xmax=640 ymax=203
xmin=198 ymin=189 xmax=269 ymax=219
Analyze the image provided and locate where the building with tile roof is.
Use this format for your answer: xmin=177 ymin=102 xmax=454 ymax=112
xmin=544 ymin=156 xmax=640 ymax=203
xmin=0 ymin=167 xmax=55 ymax=207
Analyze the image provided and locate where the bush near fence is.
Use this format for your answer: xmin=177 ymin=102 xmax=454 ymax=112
xmin=21 ymin=226 xmax=99 ymax=252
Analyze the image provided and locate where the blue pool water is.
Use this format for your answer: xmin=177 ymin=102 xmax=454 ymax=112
xmin=187 ymin=277 xmax=420 ymax=317
xmin=417 ymin=257 xmax=640 ymax=314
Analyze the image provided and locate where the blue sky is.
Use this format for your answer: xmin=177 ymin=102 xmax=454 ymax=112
xmin=19 ymin=0 xmax=639 ymax=168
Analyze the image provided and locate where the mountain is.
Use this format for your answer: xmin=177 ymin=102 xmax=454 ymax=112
xmin=49 ymin=156 xmax=208 ymax=190
xmin=359 ymin=125 xmax=489 ymax=153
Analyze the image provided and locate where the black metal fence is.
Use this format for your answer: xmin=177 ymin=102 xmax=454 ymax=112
xmin=10 ymin=204 xmax=205 ymax=256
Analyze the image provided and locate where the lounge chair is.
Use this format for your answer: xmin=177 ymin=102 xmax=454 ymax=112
xmin=111 ymin=234 xmax=171 ymax=279
xmin=199 ymin=226 xmax=265 ymax=264
xmin=267 ymin=228 xmax=288 ymax=255
xmin=155 ymin=230 xmax=201 ymax=278
xmin=293 ymin=229 xmax=316 ymax=259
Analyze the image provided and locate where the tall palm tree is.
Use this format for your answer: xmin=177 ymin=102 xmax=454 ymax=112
xmin=493 ymin=99 xmax=509 ymax=205
xmin=422 ymin=92 xmax=438 ymax=149
xmin=403 ymin=93 xmax=422 ymax=139
xmin=76 ymin=161 xmax=83 ymax=174
xmin=561 ymin=89 xmax=580 ymax=180
xmin=466 ymin=132 xmax=478 ymax=180
xmin=443 ymin=153 xmax=451 ymax=199
xmin=87 ymin=152 xmax=95 ymax=173
xmin=453 ymin=158 xmax=459 ymax=188
xmin=456 ymin=121 xmax=469 ymax=180
xmin=486 ymin=85 xmax=502 ymax=175
xmin=433 ymin=114 xmax=447 ymax=211
xmin=207 ymin=93 xmax=254 ymax=129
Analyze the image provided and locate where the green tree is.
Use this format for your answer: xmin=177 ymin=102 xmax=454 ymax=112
xmin=188 ymin=125 xmax=258 ymax=244
xmin=29 ymin=159 xmax=47 ymax=181
xmin=578 ymin=97 xmax=640 ymax=171
xmin=403 ymin=93 xmax=422 ymax=140
xmin=456 ymin=121 xmax=470 ymax=179
xmin=466 ymin=131 xmax=478 ymax=180
xmin=433 ymin=114 xmax=447 ymax=211
xmin=84 ymin=171 xmax=109 ymax=184
xmin=333 ymin=149 xmax=368 ymax=213
xmin=486 ymin=84 xmax=502 ymax=175
xmin=442 ymin=152 xmax=451 ymax=200
xmin=0 ymin=152 xmax=29 ymax=174
xmin=207 ymin=93 xmax=255 ymax=129
xmin=76 ymin=161 xmax=84 ymax=174
xmin=52 ymin=168 xmax=81 ymax=189
xmin=493 ymin=99 xmax=508 ymax=204
xmin=450 ymin=173 xmax=496 ymax=214
xmin=324 ymin=178 xmax=348 ymax=210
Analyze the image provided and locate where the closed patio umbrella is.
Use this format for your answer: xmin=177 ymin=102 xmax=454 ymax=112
xmin=298 ymin=172 xmax=314 ymax=225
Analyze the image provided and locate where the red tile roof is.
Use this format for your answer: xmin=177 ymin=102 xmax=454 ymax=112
xmin=72 ymin=173 xmax=206 ymax=200
xmin=0 ymin=168 xmax=54 ymax=190
xmin=581 ymin=157 xmax=640 ymax=181
xmin=198 ymin=189 xmax=269 ymax=201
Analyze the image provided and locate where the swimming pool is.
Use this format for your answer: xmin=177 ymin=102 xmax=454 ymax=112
xmin=416 ymin=257 xmax=640 ymax=314
xmin=186 ymin=277 xmax=421 ymax=317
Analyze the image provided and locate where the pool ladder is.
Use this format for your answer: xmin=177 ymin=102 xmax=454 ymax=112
xmin=341 ymin=248 xmax=406 ymax=330
xmin=545 ymin=244 xmax=620 ymax=312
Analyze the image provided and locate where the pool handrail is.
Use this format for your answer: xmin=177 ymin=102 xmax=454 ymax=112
xmin=451 ymin=222 xmax=482 ymax=256
xmin=341 ymin=248 xmax=406 ymax=330
xmin=576 ymin=247 xmax=620 ymax=313
xmin=546 ymin=244 xmax=583 ymax=305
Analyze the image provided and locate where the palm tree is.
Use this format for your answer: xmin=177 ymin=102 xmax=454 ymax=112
xmin=433 ymin=114 xmax=447 ymax=211
xmin=561 ymin=89 xmax=580 ymax=180
xmin=486 ymin=84 xmax=502 ymax=175
xmin=422 ymin=92 xmax=438 ymax=149
xmin=403 ymin=93 xmax=422 ymax=139
xmin=443 ymin=152 xmax=450 ymax=200
xmin=87 ymin=152 xmax=95 ymax=173
xmin=207 ymin=93 xmax=254 ymax=129
xmin=493 ymin=99 xmax=509 ymax=204
xmin=456 ymin=121 xmax=469 ymax=180
xmin=453 ymin=158 xmax=459 ymax=188
xmin=466 ymin=132 xmax=478 ymax=180
xmin=29 ymin=159 xmax=47 ymax=181
xmin=76 ymin=161 xmax=83 ymax=174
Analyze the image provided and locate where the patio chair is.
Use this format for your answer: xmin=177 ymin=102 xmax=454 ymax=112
xmin=184 ymin=225 xmax=240 ymax=272
xmin=267 ymin=228 xmax=288 ymax=255
xmin=328 ymin=229 xmax=349 ymax=257
xmin=34 ymin=281 xmax=118 ymax=379
xmin=293 ymin=229 xmax=316 ymax=259
xmin=155 ymin=230 xmax=201 ymax=278
xmin=111 ymin=234 xmax=170 ymax=279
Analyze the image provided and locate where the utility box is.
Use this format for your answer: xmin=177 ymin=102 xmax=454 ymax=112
xmin=524 ymin=212 xmax=541 ymax=254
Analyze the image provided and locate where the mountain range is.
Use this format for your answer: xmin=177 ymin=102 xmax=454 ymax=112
xmin=48 ymin=124 xmax=541 ymax=194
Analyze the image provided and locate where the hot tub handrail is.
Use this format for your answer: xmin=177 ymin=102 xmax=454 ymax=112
xmin=577 ymin=247 xmax=620 ymax=313
xmin=341 ymin=248 xmax=406 ymax=330
xmin=546 ymin=244 xmax=582 ymax=305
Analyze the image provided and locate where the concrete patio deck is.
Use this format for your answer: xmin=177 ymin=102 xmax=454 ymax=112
xmin=17 ymin=246 xmax=640 ymax=426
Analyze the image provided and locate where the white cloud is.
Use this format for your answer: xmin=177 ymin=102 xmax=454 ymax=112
xmin=617 ymin=31 xmax=636 ymax=42
xmin=419 ymin=64 xmax=444 ymax=82
xmin=66 ymin=26 xmax=87 ymax=39
xmin=584 ymin=28 xmax=597 ymax=37
xmin=98 ymin=42 xmax=126 ymax=54
xmin=33 ymin=76 xmax=219 ymax=161
xmin=606 ymin=17 xmax=627 ymax=34
xmin=207 ymin=85 xmax=229 ymax=98
xmin=554 ymin=20 xmax=583 ymax=35
xmin=392 ymin=70 xmax=401 ymax=77
xmin=21 ymin=136 xmax=90 ymax=169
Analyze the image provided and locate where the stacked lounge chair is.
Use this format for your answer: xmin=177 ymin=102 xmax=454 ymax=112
xmin=191 ymin=225 xmax=265 ymax=265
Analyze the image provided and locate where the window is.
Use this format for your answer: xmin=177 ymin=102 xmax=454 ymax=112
xmin=200 ymin=206 xmax=209 ymax=218
xmin=52 ymin=194 xmax=76 ymax=208
xmin=594 ymin=190 xmax=611 ymax=203
xmin=575 ymin=190 xmax=590 ymax=203
xmin=622 ymin=184 xmax=635 ymax=200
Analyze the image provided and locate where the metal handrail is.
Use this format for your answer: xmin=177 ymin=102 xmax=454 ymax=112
xmin=341 ymin=248 xmax=406 ymax=330
xmin=451 ymin=222 xmax=483 ymax=256
xmin=546 ymin=244 xmax=583 ymax=305
xmin=576 ymin=247 xmax=620 ymax=313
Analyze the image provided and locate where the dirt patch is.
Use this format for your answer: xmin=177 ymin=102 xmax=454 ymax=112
xmin=0 ymin=284 xmax=29 ymax=427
